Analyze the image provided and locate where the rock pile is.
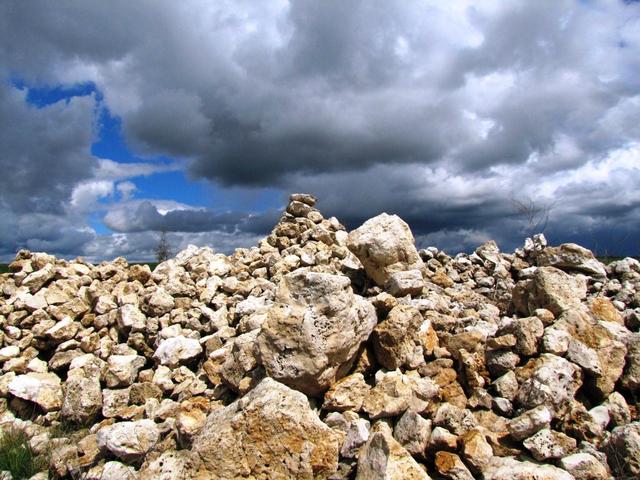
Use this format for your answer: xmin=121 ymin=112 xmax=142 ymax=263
xmin=0 ymin=193 xmax=638 ymax=479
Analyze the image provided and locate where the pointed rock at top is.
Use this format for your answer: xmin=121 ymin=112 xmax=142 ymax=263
xmin=289 ymin=193 xmax=317 ymax=207
xmin=347 ymin=213 xmax=424 ymax=287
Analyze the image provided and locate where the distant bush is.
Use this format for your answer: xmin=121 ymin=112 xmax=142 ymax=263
xmin=0 ymin=427 xmax=47 ymax=479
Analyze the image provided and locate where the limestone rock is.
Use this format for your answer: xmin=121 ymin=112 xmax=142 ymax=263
xmin=154 ymin=336 xmax=202 ymax=368
xmin=482 ymin=456 xmax=574 ymax=480
xmin=372 ymin=304 xmax=434 ymax=370
xmin=515 ymin=354 xmax=582 ymax=410
xmin=341 ymin=418 xmax=371 ymax=458
xmin=522 ymin=429 xmax=577 ymax=460
xmin=61 ymin=367 xmax=102 ymax=424
xmin=356 ymin=423 xmax=431 ymax=480
xmin=258 ymin=269 xmax=376 ymax=396
xmin=460 ymin=429 xmax=493 ymax=472
xmin=434 ymin=451 xmax=474 ymax=480
xmin=347 ymin=213 xmax=424 ymax=287
xmin=604 ymin=422 xmax=640 ymax=478
xmin=96 ymin=419 xmax=160 ymax=463
xmin=8 ymin=372 xmax=62 ymax=411
xmin=508 ymin=405 xmax=553 ymax=441
xmin=393 ymin=410 xmax=432 ymax=456
xmin=322 ymin=373 xmax=370 ymax=412
xmin=97 ymin=461 xmax=138 ymax=480
xmin=139 ymin=450 xmax=202 ymax=480
xmin=363 ymin=370 xmax=438 ymax=419
xmin=537 ymin=243 xmax=607 ymax=279
xmin=385 ymin=270 xmax=424 ymax=297
xmin=620 ymin=332 xmax=640 ymax=392
xmin=519 ymin=266 xmax=587 ymax=316
xmin=192 ymin=377 xmax=341 ymax=479
xmin=105 ymin=355 xmax=146 ymax=388
xmin=558 ymin=453 xmax=609 ymax=480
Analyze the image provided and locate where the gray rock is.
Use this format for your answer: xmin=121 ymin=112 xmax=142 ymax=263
xmin=356 ymin=423 xmax=430 ymax=480
xmin=604 ymin=422 xmax=640 ymax=478
xmin=393 ymin=410 xmax=432 ymax=456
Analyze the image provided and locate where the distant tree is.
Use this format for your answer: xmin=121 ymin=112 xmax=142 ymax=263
xmin=155 ymin=230 xmax=172 ymax=263
xmin=511 ymin=196 xmax=553 ymax=238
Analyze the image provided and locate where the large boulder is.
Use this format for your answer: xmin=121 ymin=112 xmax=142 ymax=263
xmin=347 ymin=213 xmax=424 ymax=287
xmin=536 ymin=243 xmax=607 ymax=278
xmin=192 ymin=377 xmax=341 ymax=479
xmin=513 ymin=266 xmax=587 ymax=316
xmin=258 ymin=269 xmax=377 ymax=396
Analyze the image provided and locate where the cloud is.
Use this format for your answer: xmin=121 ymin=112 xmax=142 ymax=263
xmin=0 ymin=1 xmax=639 ymax=259
xmin=0 ymin=81 xmax=97 ymax=214
xmin=103 ymin=199 xmax=282 ymax=234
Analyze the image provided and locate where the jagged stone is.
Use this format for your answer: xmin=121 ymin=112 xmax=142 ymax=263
xmin=322 ymin=373 xmax=370 ymax=412
xmin=153 ymin=336 xmax=202 ymax=368
xmin=515 ymin=266 xmax=587 ymax=316
xmin=460 ymin=429 xmax=493 ymax=472
xmin=96 ymin=419 xmax=160 ymax=463
xmin=347 ymin=213 xmax=424 ymax=287
xmin=393 ymin=410 xmax=432 ymax=456
xmin=341 ymin=418 xmax=370 ymax=458
xmin=372 ymin=304 xmax=435 ymax=370
xmin=434 ymin=451 xmax=474 ymax=480
xmin=522 ymin=428 xmax=577 ymax=460
xmin=515 ymin=354 xmax=582 ymax=410
xmin=258 ymin=269 xmax=376 ymax=396
xmin=192 ymin=377 xmax=341 ymax=479
xmin=536 ymin=243 xmax=607 ymax=278
xmin=482 ymin=456 xmax=573 ymax=480
xmin=558 ymin=453 xmax=609 ymax=480
xmin=604 ymin=422 xmax=640 ymax=478
xmin=508 ymin=405 xmax=553 ymax=441
xmin=8 ymin=372 xmax=62 ymax=411
xmin=356 ymin=423 xmax=431 ymax=480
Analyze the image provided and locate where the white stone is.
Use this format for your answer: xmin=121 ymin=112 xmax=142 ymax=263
xmin=8 ymin=372 xmax=62 ymax=412
xmin=97 ymin=420 xmax=160 ymax=463
xmin=154 ymin=336 xmax=203 ymax=367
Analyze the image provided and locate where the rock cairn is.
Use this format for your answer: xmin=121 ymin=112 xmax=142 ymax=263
xmin=0 ymin=193 xmax=638 ymax=480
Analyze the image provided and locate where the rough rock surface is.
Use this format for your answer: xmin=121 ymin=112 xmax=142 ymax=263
xmin=192 ymin=377 xmax=341 ymax=479
xmin=357 ymin=423 xmax=431 ymax=480
xmin=347 ymin=213 xmax=424 ymax=287
xmin=258 ymin=269 xmax=376 ymax=396
xmin=0 ymin=194 xmax=637 ymax=479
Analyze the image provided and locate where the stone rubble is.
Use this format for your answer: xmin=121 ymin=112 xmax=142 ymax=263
xmin=0 ymin=193 xmax=637 ymax=479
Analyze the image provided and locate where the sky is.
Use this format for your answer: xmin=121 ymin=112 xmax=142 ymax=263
xmin=0 ymin=0 xmax=639 ymax=262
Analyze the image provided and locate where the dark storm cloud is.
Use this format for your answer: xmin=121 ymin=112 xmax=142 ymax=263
xmin=103 ymin=200 xmax=281 ymax=235
xmin=0 ymin=81 xmax=96 ymax=214
xmin=0 ymin=0 xmax=639 ymax=259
